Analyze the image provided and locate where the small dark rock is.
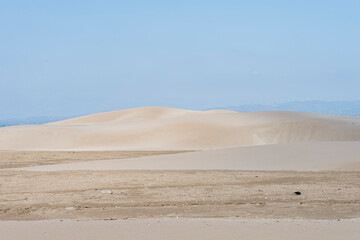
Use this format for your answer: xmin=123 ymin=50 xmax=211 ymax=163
xmin=294 ymin=191 xmax=301 ymax=195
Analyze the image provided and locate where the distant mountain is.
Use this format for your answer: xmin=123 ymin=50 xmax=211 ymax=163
xmin=207 ymin=100 xmax=360 ymax=116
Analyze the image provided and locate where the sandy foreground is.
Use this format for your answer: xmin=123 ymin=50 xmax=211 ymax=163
xmin=1 ymin=166 xmax=360 ymax=239
xmin=1 ymin=218 xmax=360 ymax=240
xmin=1 ymin=147 xmax=360 ymax=238
xmin=1 ymin=154 xmax=360 ymax=239
xmin=1 ymin=169 xmax=360 ymax=220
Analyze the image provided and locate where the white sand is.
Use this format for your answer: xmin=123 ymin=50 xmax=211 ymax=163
xmin=20 ymin=141 xmax=360 ymax=171
xmin=0 ymin=107 xmax=359 ymax=151
xmin=1 ymin=218 xmax=359 ymax=240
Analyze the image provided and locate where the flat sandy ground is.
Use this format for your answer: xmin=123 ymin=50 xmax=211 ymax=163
xmin=1 ymin=169 xmax=360 ymax=220
xmin=1 ymin=218 xmax=360 ymax=240
xmin=1 ymin=148 xmax=360 ymax=239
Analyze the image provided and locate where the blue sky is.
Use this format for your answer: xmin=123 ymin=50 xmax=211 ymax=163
xmin=1 ymin=0 xmax=359 ymax=119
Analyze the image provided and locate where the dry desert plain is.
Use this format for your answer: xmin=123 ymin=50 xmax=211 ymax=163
xmin=1 ymin=107 xmax=360 ymax=239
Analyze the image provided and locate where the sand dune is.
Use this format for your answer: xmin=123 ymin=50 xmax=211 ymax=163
xmin=0 ymin=107 xmax=360 ymax=150
xmin=20 ymin=141 xmax=360 ymax=171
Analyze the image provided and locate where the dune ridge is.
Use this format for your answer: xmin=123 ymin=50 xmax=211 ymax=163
xmin=0 ymin=107 xmax=359 ymax=150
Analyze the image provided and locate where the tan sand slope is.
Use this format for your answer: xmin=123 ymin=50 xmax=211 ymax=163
xmin=20 ymin=141 xmax=360 ymax=171
xmin=0 ymin=107 xmax=360 ymax=150
xmin=0 ymin=150 xmax=188 ymax=169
